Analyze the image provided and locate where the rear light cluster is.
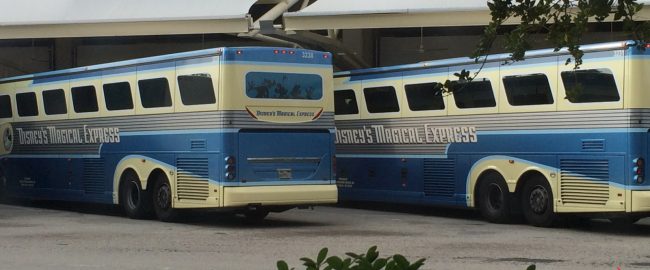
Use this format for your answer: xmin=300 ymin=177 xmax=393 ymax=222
xmin=634 ymin=157 xmax=645 ymax=184
xmin=225 ymin=156 xmax=236 ymax=180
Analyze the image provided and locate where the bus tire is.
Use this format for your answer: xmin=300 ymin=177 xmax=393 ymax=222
xmin=0 ymin=172 xmax=7 ymax=203
xmin=477 ymin=172 xmax=512 ymax=223
xmin=120 ymin=170 xmax=153 ymax=219
xmin=521 ymin=176 xmax=556 ymax=227
xmin=152 ymin=174 xmax=179 ymax=222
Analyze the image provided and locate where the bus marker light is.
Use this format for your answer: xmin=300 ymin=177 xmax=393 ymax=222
xmin=274 ymin=50 xmax=279 ymax=54
xmin=323 ymin=54 xmax=329 ymax=59
xmin=281 ymin=50 xmax=287 ymax=54
xmin=289 ymin=51 xmax=295 ymax=55
xmin=236 ymin=50 xmax=243 ymax=55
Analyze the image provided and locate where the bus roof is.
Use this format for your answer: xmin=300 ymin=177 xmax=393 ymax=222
xmin=0 ymin=46 xmax=330 ymax=84
xmin=334 ymin=40 xmax=635 ymax=78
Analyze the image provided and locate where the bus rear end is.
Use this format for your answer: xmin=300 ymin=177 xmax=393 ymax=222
xmin=219 ymin=47 xmax=337 ymax=213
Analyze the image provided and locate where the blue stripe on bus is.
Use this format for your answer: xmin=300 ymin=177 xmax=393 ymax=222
xmin=336 ymin=154 xmax=448 ymax=159
xmin=222 ymin=181 xmax=332 ymax=187
xmin=120 ymin=128 xmax=240 ymax=136
xmin=478 ymin=128 xmax=647 ymax=135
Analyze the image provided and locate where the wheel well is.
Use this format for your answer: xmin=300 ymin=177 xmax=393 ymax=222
xmin=473 ymin=169 xmax=503 ymax=207
xmin=147 ymin=168 xmax=168 ymax=191
xmin=514 ymin=170 xmax=547 ymax=198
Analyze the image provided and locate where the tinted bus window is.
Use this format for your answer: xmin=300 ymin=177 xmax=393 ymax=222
xmin=561 ymin=69 xmax=619 ymax=103
xmin=0 ymin=95 xmax=12 ymax=118
xmin=43 ymin=89 xmax=67 ymax=115
xmin=103 ymin=82 xmax=133 ymax=111
xmin=451 ymin=80 xmax=496 ymax=108
xmin=334 ymin=90 xmax=359 ymax=115
xmin=503 ymin=74 xmax=554 ymax=106
xmin=16 ymin=92 xmax=38 ymax=116
xmin=364 ymin=86 xmax=399 ymax=113
xmin=405 ymin=82 xmax=445 ymax=111
xmin=178 ymin=74 xmax=216 ymax=105
xmin=72 ymin=86 xmax=99 ymax=113
xmin=138 ymin=78 xmax=172 ymax=108
xmin=246 ymin=72 xmax=322 ymax=100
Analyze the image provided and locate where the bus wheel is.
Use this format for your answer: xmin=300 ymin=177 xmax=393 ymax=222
xmin=243 ymin=209 xmax=269 ymax=222
xmin=0 ymin=172 xmax=7 ymax=203
xmin=477 ymin=173 xmax=512 ymax=223
xmin=152 ymin=174 xmax=179 ymax=222
xmin=521 ymin=176 xmax=556 ymax=227
xmin=120 ymin=171 xmax=153 ymax=219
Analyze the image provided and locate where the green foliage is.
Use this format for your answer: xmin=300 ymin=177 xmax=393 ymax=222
xmin=276 ymin=246 xmax=426 ymax=270
xmin=476 ymin=0 xmax=648 ymax=68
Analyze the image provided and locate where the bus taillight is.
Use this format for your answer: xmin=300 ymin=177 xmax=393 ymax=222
xmin=634 ymin=157 xmax=645 ymax=183
xmin=225 ymin=156 xmax=236 ymax=180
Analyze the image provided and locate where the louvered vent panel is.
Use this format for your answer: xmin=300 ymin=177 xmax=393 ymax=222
xmin=190 ymin=139 xmax=207 ymax=151
xmin=581 ymin=139 xmax=605 ymax=152
xmin=82 ymin=158 xmax=105 ymax=195
xmin=560 ymin=159 xmax=610 ymax=205
xmin=176 ymin=157 xmax=209 ymax=201
xmin=423 ymin=159 xmax=455 ymax=197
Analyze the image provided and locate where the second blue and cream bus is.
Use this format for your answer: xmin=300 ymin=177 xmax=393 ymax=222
xmin=334 ymin=40 xmax=650 ymax=226
xmin=0 ymin=47 xmax=337 ymax=221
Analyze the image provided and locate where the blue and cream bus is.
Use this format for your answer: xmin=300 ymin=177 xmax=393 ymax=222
xmin=334 ymin=40 xmax=650 ymax=226
xmin=0 ymin=47 xmax=337 ymax=221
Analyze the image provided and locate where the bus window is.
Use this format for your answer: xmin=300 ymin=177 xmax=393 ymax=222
xmin=16 ymin=92 xmax=38 ymax=117
xmin=72 ymin=86 xmax=99 ymax=113
xmin=42 ymin=89 xmax=67 ymax=115
xmin=364 ymin=86 xmax=400 ymax=113
xmin=503 ymin=74 xmax=554 ymax=106
xmin=103 ymin=82 xmax=134 ymax=110
xmin=178 ymin=73 xmax=216 ymax=105
xmin=405 ymin=82 xmax=445 ymax=111
xmin=138 ymin=78 xmax=172 ymax=108
xmin=561 ymin=69 xmax=619 ymax=103
xmin=245 ymin=72 xmax=322 ymax=100
xmin=334 ymin=90 xmax=359 ymax=115
xmin=0 ymin=95 xmax=12 ymax=118
xmin=451 ymin=80 xmax=496 ymax=108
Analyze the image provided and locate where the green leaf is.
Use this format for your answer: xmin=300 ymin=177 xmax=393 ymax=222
xmin=527 ymin=264 xmax=536 ymax=270
xmin=277 ymin=260 xmax=290 ymax=270
xmin=392 ymin=255 xmax=409 ymax=269
xmin=366 ymin=246 xmax=379 ymax=263
xmin=318 ymin=248 xmax=329 ymax=265
xmin=301 ymin=257 xmax=317 ymax=269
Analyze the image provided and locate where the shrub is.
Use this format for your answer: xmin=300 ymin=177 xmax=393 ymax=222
xmin=276 ymin=246 xmax=425 ymax=270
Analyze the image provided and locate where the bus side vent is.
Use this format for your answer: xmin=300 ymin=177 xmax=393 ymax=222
xmin=423 ymin=159 xmax=455 ymax=197
xmin=176 ymin=157 xmax=210 ymax=201
xmin=560 ymin=159 xmax=609 ymax=205
xmin=82 ymin=158 xmax=105 ymax=195
xmin=190 ymin=140 xmax=207 ymax=151
xmin=581 ymin=139 xmax=605 ymax=152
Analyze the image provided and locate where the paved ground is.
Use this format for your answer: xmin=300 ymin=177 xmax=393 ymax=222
xmin=0 ymin=201 xmax=649 ymax=270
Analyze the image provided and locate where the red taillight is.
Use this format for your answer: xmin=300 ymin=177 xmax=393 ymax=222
xmin=323 ymin=54 xmax=329 ymax=59
xmin=274 ymin=50 xmax=279 ymax=54
xmin=634 ymin=157 xmax=645 ymax=184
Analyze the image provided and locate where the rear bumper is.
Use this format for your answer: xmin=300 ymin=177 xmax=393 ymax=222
xmin=223 ymin=184 xmax=338 ymax=207
xmin=631 ymin=190 xmax=650 ymax=212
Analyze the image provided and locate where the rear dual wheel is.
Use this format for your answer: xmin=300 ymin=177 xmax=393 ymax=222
xmin=521 ymin=176 xmax=556 ymax=227
xmin=152 ymin=174 xmax=179 ymax=222
xmin=478 ymin=173 xmax=512 ymax=223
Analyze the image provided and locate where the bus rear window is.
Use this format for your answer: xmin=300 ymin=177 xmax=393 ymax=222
xmin=246 ymin=72 xmax=322 ymax=100
xmin=561 ymin=69 xmax=619 ymax=103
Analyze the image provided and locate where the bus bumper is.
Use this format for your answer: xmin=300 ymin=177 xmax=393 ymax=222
xmin=223 ymin=184 xmax=338 ymax=207
xmin=631 ymin=190 xmax=650 ymax=212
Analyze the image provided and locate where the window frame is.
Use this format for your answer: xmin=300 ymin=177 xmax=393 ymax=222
xmin=334 ymin=89 xmax=360 ymax=116
xmin=42 ymin=88 xmax=68 ymax=116
xmin=175 ymin=57 xmax=219 ymax=113
xmin=0 ymin=94 xmax=14 ymax=119
xmin=136 ymin=62 xmax=176 ymax=115
xmin=360 ymin=80 xmax=403 ymax=119
xmin=557 ymin=51 xmax=624 ymax=111
xmin=15 ymin=90 xmax=39 ymax=120
xmin=448 ymin=64 xmax=500 ymax=116
xmin=101 ymin=68 xmax=136 ymax=117
xmin=400 ymin=74 xmax=448 ymax=118
xmin=499 ymin=60 xmax=558 ymax=113
xmin=69 ymin=79 xmax=102 ymax=119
